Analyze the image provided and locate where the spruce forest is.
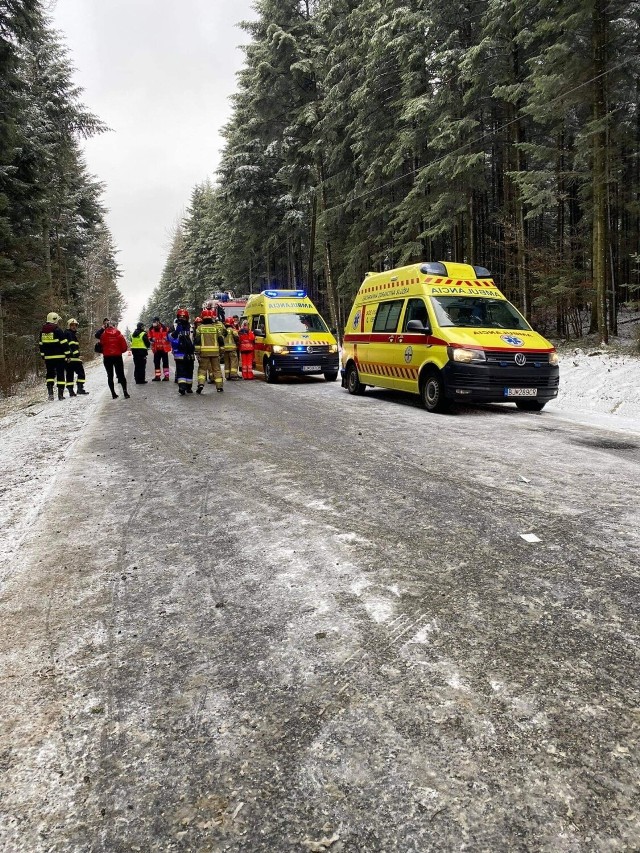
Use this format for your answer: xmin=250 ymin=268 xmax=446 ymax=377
xmin=0 ymin=1 xmax=122 ymax=392
xmin=147 ymin=0 xmax=640 ymax=346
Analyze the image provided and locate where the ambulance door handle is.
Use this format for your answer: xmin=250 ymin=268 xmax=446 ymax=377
xmin=397 ymin=335 xmax=404 ymax=343
xmin=388 ymin=335 xmax=395 ymax=342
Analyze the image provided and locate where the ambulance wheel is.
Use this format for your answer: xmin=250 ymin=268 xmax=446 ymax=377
xmin=515 ymin=399 xmax=546 ymax=411
xmin=346 ymin=363 xmax=365 ymax=395
xmin=421 ymin=370 xmax=448 ymax=413
xmin=264 ymin=357 xmax=278 ymax=383
xmin=324 ymin=371 xmax=338 ymax=382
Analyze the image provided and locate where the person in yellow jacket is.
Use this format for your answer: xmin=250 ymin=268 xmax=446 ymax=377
xmin=222 ymin=318 xmax=240 ymax=380
xmin=194 ymin=309 xmax=225 ymax=393
xmin=129 ymin=321 xmax=151 ymax=384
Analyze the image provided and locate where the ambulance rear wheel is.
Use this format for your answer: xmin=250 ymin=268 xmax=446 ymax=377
xmin=346 ymin=363 xmax=365 ymax=395
xmin=324 ymin=371 xmax=338 ymax=382
xmin=264 ymin=357 xmax=278 ymax=383
xmin=421 ymin=370 xmax=447 ymax=413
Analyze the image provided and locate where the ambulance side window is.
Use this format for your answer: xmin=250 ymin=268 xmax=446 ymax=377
xmin=372 ymin=299 xmax=403 ymax=333
xmin=403 ymin=298 xmax=429 ymax=331
xmin=252 ymin=314 xmax=265 ymax=334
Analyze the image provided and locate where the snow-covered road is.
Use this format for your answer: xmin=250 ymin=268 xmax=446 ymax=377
xmin=0 ymin=347 xmax=639 ymax=852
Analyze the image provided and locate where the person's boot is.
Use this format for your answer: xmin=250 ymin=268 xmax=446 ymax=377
xmin=186 ymin=386 xmax=193 ymax=394
xmin=196 ymin=384 xmax=204 ymax=394
xmin=76 ymin=387 xmax=89 ymax=395
xmin=179 ymin=386 xmax=186 ymax=396
xmin=217 ymin=384 xmax=224 ymax=393
xmin=47 ymin=388 xmax=54 ymax=401
xmin=152 ymin=376 xmax=161 ymax=382
xmin=123 ymin=383 xmax=130 ymax=399
xmin=58 ymin=388 xmax=65 ymax=400
xmin=68 ymin=388 xmax=76 ymax=397
xmin=123 ymin=391 xmax=130 ymax=399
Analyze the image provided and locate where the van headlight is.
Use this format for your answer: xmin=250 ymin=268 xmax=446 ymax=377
xmin=549 ymin=351 xmax=559 ymax=365
xmin=329 ymin=344 xmax=338 ymax=353
xmin=272 ymin=345 xmax=289 ymax=355
xmin=448 ymin=347 xmax=486 ymax=363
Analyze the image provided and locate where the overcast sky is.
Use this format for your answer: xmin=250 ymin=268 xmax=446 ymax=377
xmin=51 ymin=0 xmax=257 ymax=329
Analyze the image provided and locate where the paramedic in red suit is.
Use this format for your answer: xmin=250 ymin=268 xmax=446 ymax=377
xmin=238 ymin=319 xmax=255 ymax=379
xmin=101 ymin=321 xmax=130 ymax=399
xmin=148 ymin=317 xmax=171 ymax=381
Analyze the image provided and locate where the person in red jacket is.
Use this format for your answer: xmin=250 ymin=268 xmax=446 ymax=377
xmin=148 ymin=317 xmax=171 ymax=381
xmin=101 ymin=321 xmax=130 ymax=399
xmin=238 ymin=318 xmax=255 ymax=379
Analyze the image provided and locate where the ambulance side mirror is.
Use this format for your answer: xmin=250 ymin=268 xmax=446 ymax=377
xmin=406 ymin=319 xmax=430 ymax=333
xmin=255 ymin=327 xmax=265 ymax=337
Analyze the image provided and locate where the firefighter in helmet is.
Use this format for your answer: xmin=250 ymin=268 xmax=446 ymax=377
xmin=39 ymin=312 xmax=70 ymax=400
xmin=194 ymin=308 xmax=225 ymax=393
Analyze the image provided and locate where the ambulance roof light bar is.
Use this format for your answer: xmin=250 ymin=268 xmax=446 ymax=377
xmin=473 ymin=266 xmax=492 ymax=278
xmin=263 ymin=289 xmax=307 ymax=298
xmin=420 ymin=262 xmax=447 ymax=276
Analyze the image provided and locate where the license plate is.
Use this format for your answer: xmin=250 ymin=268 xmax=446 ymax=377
xmin=303 ymin=365 xmax=321 ymax=371
xmin=505 ymin=387 xmax=537 ymax=397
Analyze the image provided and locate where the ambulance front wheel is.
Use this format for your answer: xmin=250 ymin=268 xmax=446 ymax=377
xmin=515 ymin=399 xmax=546 ymax=412
xmin=324 ymin=371 xmax=338 ymax=382
xmin=264 ymin=357 xmax=278 ymax=383
xmin=421 ymin=370 xmax=448 ymax=413
xmin=346 ymin=363 xmax=365 ymax=395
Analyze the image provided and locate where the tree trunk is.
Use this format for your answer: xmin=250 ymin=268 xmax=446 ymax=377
xmin=307 ymin=192 xmax=317 ymax=295
xmin=42 ymin=215 xmax=53 ymax=299
xmin=316 ymin=154 xmax=340 ymax=337
xmin=592 ymin=0 xmax=608 ymax=343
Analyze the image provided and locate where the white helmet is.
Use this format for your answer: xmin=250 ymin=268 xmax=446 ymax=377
xmin=67 ymin=318 xmax=78 ymax=326
xmin=47 ymin=312 xmax=61 ymax=323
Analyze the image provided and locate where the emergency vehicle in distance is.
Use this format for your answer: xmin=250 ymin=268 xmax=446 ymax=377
xmin=243 ymin=289 xmax=340 ymax=383
xmin=206 ymin=291 xmax=248 ymax=323
xmin=341 ymin=261 xmax=559 ymax=412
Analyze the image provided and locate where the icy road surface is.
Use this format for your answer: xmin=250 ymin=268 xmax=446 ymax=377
xmin=0 ymin=355 xmax=639 ymax=852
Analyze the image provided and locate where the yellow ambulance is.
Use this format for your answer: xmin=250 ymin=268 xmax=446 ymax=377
xmin=243 ymin=289 xmax=339 ymax=383
xmin=341 ymin=261 xmax=559 ymax=412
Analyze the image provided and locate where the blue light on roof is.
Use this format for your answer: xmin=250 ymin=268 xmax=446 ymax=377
xmin=264 ymin=289 xmax=307 ymax=298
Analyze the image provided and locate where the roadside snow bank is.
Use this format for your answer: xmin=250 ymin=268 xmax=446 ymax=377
xmin=0 ymin=360 xmax=111 ymax=572
xmin=546 ymin=346 xmax=640 ymax=435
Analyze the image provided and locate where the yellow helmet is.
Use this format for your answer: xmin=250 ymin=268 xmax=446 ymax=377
xmin=46 ymin=312 xmax=61 ymax=323
xmin=67 ymin=318 xmax=78 ymax=326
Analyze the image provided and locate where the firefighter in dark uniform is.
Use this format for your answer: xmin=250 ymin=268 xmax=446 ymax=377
xmin=64 ymin=318 xmax=88 ymax=396
xmin=39 ymin=312 xmax=70 ymax=400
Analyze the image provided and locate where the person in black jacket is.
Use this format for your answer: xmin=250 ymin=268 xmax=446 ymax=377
xmin=64 ymin=318 xmax=88 ymax=396
xmin=39 ymin=312 xmax=70 ymax=400
xmin=129 ymin=321 xmax=150 ymax=384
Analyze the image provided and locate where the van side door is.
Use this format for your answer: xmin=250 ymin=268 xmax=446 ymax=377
xmin=395 ymin=297 xmax=431 ymax=392
xmin=363 ymin=298 xmax=405 ymax=390
xmin=252 ymin=313 xmax=266 ymax=370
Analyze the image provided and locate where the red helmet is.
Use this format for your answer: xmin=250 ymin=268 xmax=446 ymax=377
xmin=201 ymin=309 xmax=215 ymax=319
xmin=194 ymin=316 xmax=202 ymax=325
xmin=225 ymin=318 xmax=235 ymax=326
xmin=176 ymin=308 xmax=189 ymax=320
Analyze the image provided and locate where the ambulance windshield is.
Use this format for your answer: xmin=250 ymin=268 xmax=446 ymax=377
xmin=268 ymin=313 xmax=328 ymax=333
xmin=430 ymin=297 xmax=531 ymax=330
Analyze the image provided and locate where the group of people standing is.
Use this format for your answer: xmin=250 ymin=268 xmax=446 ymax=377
xmin=130 ymin=309 xmax=256 ymax=395
xmin=39 ymin=307 xmax=257 ymax=401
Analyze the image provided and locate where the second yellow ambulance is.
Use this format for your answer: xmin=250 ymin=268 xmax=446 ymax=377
xmin=341 ymin=261 xmax=559 ymax=412
xmin=244 ymin=289 xmax=339 ymax=383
